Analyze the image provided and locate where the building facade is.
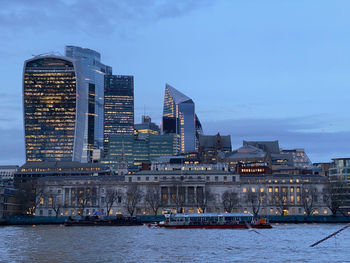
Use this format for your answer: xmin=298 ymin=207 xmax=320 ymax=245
xmin=23 ymin=56 xmax=85 ymax=162
xmin=23 ymin=47 xmax=111 ymax=163
xmin=162 ymin=84 xmax=198 ymax=154
xmin=65 ymin=46 xmax=112 ymax=161
xmin=104 ymin=75 xmax=134 ymax=157
xmin=198 ymin=133 xmax=232 ymax=164
xmin=0 ymin=166 xmax=19 ymax=181
xmin=34 ymin=171 xmax=329 ymax=217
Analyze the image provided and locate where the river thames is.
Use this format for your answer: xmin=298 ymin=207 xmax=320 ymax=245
xmin=0 ymin=224 xmax=349 ymax=262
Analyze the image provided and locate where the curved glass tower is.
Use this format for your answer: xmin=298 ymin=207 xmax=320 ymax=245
xmin=162 ymin=84 xmax=197 ymax=153
xmin=23 ymin=56 xmax=86 ymax=162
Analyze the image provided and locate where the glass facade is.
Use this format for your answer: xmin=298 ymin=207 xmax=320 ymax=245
xmin=102 ymin=133 xmax=176 ymax=169
xmin=149 ymin=134 xmax=177 ymax=160
xmin=102 ymin=134 xmax=134 ymax=167
xmin=162 ymin=84 xmax=197 ymax=153
xmin=23 ymin=57 xmax=82 ymax=162
xmin=65 ymin=46 xmax=112 ymax=162
xmin=104 ymin=75 xmax=134 ymax=157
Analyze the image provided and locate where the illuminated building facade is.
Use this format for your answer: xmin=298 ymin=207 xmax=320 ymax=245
xmin=65 ymin=46 xmax=112 ymax=161
xmin=104 ymin=75 xmax=134 ymax=157
xmin=162 ymin=84 xmax=198 ymax=154
xmin=23 ymin=56 xmax=85 ymax=162
xmin=134 ymin=116 xmax=160 ymax=140
xmin=198 ymin=133 xmax=232 ymax=164
xmin=102 ymin=133 xmax=177 ymax=169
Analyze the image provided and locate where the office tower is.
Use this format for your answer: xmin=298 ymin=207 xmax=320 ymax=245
xmin=65 ymin=46 xmax=112 ymax=161
xmin=23 ymin=56 xmax=85 ymax=162
xmin=134 ymin=116 xmax=160 ymax=140
xmin=162 ymin=84 xmax=198 ymax=154
xmin=195 ymin=114 xmax=203 ymax=151
xmin=103 ymin=75 xmax=134 ymax=157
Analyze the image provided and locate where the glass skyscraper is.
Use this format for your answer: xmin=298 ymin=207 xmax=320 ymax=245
xmin=103 ymin=75 xmax=134 ymax=157
xmin=23 ymin=46 xmax=111 ymax=163
xmin=23 ymin=56 xmax=84 ymax=162
xmin=163 ymin=84 xmax=199 ymax=153
xmin=65 ymin=46 xmax=112 ymax=161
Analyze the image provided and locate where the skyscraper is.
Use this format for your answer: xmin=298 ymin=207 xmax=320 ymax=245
xmin=103 ymin=75 xmax=134 ymax=157
xmin=23 ymin=46 xmax=111 ymax=163
xmin=65 ymin=46 xmax=112 ymax=161
xmin=162 ymin=84 xmax=199 ymax=153
xmin=23 ymin=56 xmax=84 ymax=162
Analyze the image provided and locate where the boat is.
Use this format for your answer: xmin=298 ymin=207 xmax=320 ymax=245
xmin=64 ymin=215 xmax=143 ymax=226
xmin=155 ymin=213 xmax=272 ymax=229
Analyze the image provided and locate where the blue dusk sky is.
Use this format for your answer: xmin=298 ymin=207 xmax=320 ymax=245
xmin=0 ymin=0 xmax=349 ymax=165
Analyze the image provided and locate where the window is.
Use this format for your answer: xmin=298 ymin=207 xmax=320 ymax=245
xmin=275 ymin=188 xmax=279 ymax=193
xmin=260 ymin=188 xmax=264 ymax=193
xmin=270 ymin=208 xmax=274 ymax=214
xmin=290 ymin=187 xmax=294 ymax=193
xmin=252 ymin=187 xmax=256 ymax=193
xmin=137 ymin=177 xmax=141 ymax=182
xmin=323 ymin=209 xmax=328 ymax=214
xmin=215 ymin=176 xmax=218 ymax=182
xmin=268 ymin=187 xmax=273 ymax=193
xmin=154 ymin=177 xmax=158 ymax=182
xmin=206 ymin=176 xmax=210 ymax=182
xmin=128 ymin=177 xmax=132 ymax=182
xmin=146 ymin=177 xmax=149 ymax=182
xmin=39 ymin=210 xmax=43 ymax=216
xmin=48 ymin=210 xmax=52 ymax=216
xmin=242 ymin=188 xmax=247 ymax=193
xmin=224 ymin=176 xmax=227 ymax=182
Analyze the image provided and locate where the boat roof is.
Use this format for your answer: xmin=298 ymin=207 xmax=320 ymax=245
xmin=172 ymin=213 xmax=253 ymax=218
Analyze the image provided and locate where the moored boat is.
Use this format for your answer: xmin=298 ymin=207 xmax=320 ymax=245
xmin=156 ymin=213 xmax=272 ymax=229
xmin=64 ymin=215 xmax=143 ymax=226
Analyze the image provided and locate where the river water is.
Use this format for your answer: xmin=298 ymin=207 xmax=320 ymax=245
xmin=0 ymin=224 xmax=349 ymax=262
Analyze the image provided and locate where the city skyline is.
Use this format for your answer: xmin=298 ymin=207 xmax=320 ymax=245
xmin=1 ymin=0 xmax=350 ymax=164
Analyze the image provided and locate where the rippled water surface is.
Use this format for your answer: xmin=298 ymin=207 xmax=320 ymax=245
xmin=0 ymin=224 xmax=349 ymax=262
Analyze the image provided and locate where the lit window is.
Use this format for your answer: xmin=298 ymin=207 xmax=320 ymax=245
xmin=242 ymin=188 xmax=247 ymax=193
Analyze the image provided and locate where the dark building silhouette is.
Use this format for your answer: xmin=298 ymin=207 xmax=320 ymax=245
xmin=198 ymin=133 xmax=231 ymax=164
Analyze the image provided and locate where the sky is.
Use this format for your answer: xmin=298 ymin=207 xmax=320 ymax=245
xmin=0 ymin=0 xmax=349 ymax=165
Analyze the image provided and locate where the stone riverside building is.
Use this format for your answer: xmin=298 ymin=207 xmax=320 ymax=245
xmin=34 ymin=170 xmax=330 ymax=217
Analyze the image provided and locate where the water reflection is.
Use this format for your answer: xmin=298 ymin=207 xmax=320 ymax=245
xmin=0 ymin=224 xmax=349 ymax=262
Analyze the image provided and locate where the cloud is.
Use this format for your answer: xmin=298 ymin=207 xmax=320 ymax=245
xmin=0 ymin=0 xmax=212 ymax=37
xmin=203 ymin=116 xmax=350 ymax=162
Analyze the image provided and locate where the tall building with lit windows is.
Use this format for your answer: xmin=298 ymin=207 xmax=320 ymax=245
xmin=23 ymin=56 xmax=85 ymax=162
xmin=103 ymin=75 xmax=134 ymax=157
xmin=65 ymin=46 xmax=112 ymax=161
xmin=162 ymin=84 xmax=198 ymax=154
xmin=23 ymin=46 xmax=111 ymax=163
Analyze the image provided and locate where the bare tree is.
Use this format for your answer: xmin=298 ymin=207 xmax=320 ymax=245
xmin=323 ymin=178 xmax=347 ymax=216
xmin=77 ymin=187 xmax=93 ymax=215
xmin=244 ymin=188 xmax=266 ymax=216
xmin=170 ymin=185 xmax=186 ymax=213
xmin=105 ymin=187 xmax=118 ymax=217
xmin=44 ymin=190 xmax=63 ymax=218
xmin=125 ymin=185 xmax=144 ymax=216
xmin=272 ymin=189 xmax=289 ymax=216
xmin=300 ymin=185 xmax=318 ymax=216
xmin=145 ymin=186 xmax=161 ymax=215
xmin=196 ymin=187 xmax=214 ymax=213
xmin=222 ymin=190 xmax=239 ymax=213
xmin=16 ymin=179 xmax=44 ymax=215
